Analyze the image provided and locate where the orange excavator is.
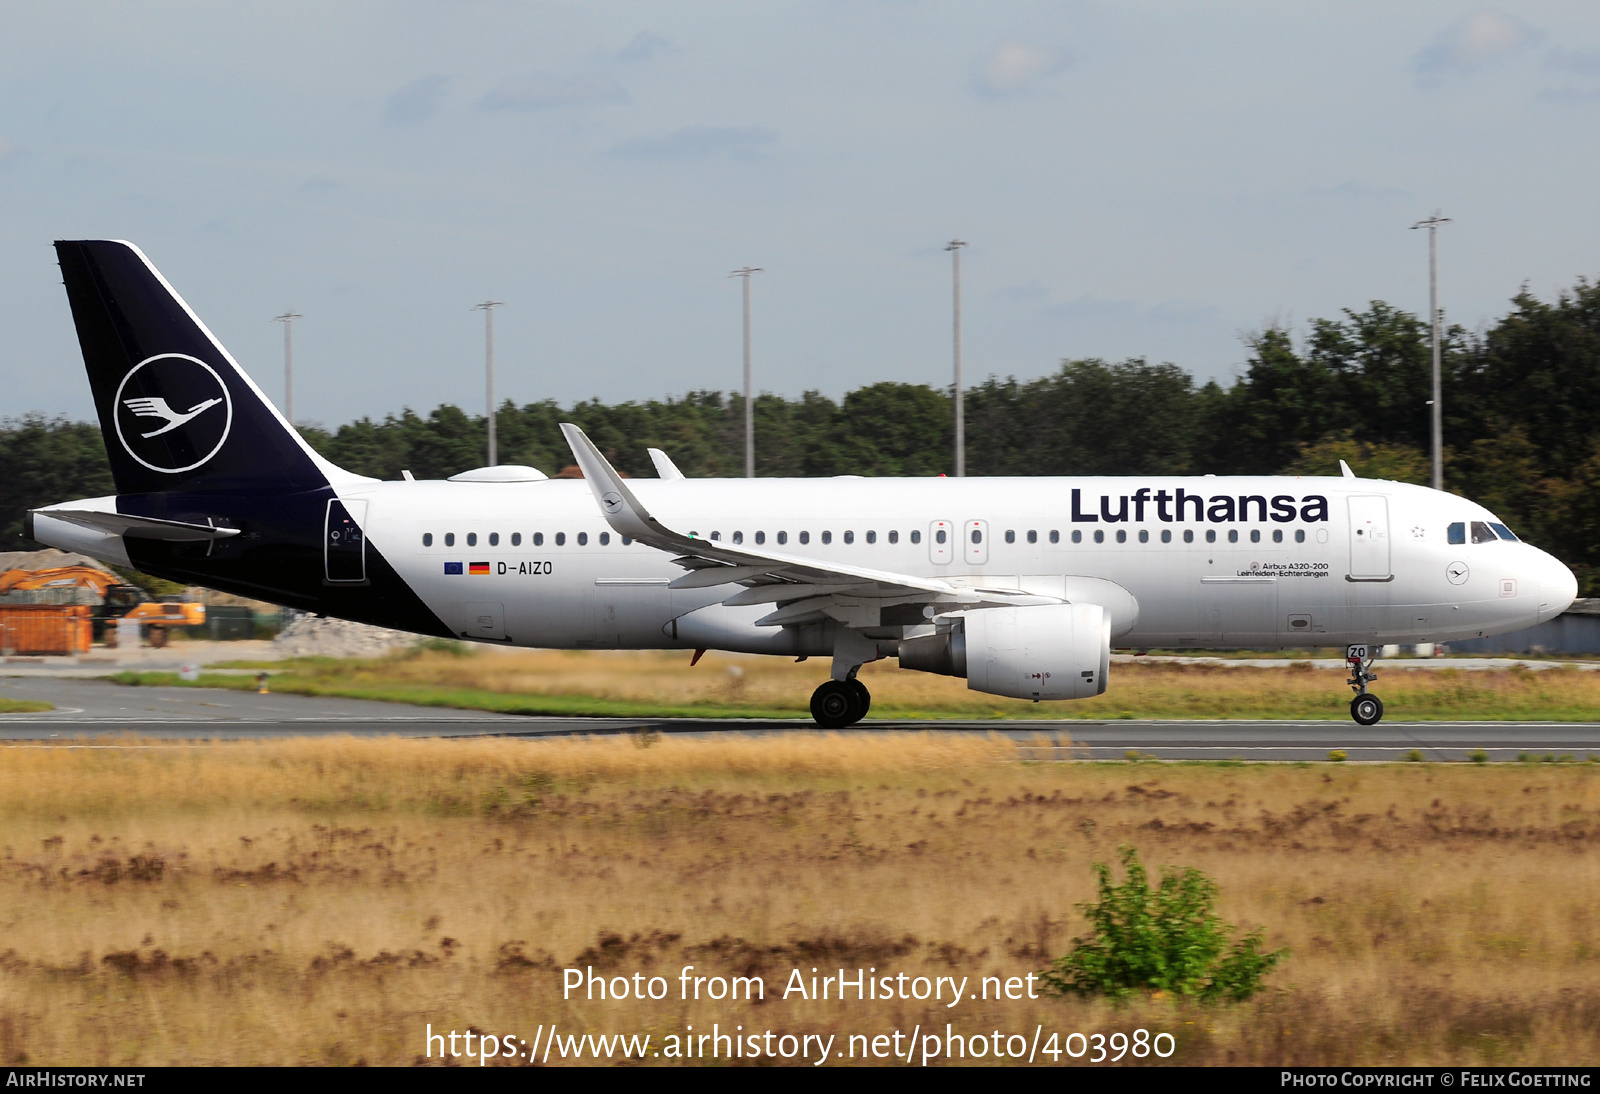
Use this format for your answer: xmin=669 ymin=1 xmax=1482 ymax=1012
xmin=0 ymin=566 xmax=205 ymax=648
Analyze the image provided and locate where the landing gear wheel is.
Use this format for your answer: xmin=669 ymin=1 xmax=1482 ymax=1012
xmin=846 ymin=679 xmax=871 ymax=719
xmin=1350 ymin=694 xmax=1384 ymax=726
xmin=811 ymin=680 xmax=863 ymax=729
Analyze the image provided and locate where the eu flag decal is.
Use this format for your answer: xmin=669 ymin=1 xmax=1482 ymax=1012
xmin=469 ymin=562 xmax=491 ymax=575
xmin=444 ymin=562 xmax=463 ymax=575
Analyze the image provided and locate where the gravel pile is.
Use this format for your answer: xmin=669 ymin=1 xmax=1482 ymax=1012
xmin=272 ymin=614 xmax=417 ymax=659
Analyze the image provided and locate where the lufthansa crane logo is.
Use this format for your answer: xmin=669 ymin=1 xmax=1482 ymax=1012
xmin=113 ymin=354 xmax=233 ymax=474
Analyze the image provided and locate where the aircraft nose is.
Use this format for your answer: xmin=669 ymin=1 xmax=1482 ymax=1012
xmin=1535 ymin=551 xmax=1579 ymax=624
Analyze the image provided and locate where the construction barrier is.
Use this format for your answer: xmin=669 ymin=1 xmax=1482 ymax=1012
xmin=0 ymin=605 xmax=93 ymax=655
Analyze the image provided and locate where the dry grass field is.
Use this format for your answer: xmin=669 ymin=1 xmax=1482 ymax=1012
xmin=166 ymin=646 xmax=1600 ymax=721
xmin=1 ymin=735 xmax=1598 ymax=1066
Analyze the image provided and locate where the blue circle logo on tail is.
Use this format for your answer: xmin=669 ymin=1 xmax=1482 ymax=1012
xmin=113 ymin=354 xmax=233 ymax=473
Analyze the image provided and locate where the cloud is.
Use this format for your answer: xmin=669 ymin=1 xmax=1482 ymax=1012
xmin=1546 ymin=47 xmax=1600 ymax=75
xmin=479 ymin=72 xmax=628 ymax=111
xmin=609 ymin=125 xmax=776 ymax=160
xmin=973 ymin=39 xmax=1068 ymax=96
xmin=617 ymin=31 xmax=672 ymax=63
xmin=1413 ymin=11 xmax=1542 ymax=81
xmin=385 ymin=74 xmax=450 ymax=124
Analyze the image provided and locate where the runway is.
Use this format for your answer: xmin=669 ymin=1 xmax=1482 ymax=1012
xmin=0 ymin=679 xmax=1596 ymax=761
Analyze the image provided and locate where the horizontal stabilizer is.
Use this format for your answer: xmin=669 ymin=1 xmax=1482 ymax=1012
xmin=32 ymin=506 xmax=241 ymax=542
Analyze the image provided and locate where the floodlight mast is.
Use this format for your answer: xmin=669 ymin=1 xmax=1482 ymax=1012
xmin=730 ymin=267 xmax=762 ymax=478
xmin=1411 ymin=213 xmax=1451 ymax=492
xmin=946 ymin=240 xmax=967 ymax=477
xmin=473 ymin=300 xmax=503 ymax=466
xmin=271 ymin=312 xmax=301 ymax=425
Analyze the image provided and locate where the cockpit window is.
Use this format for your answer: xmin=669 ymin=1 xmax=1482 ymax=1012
xmin=1447 ymin=522 xmax=1465 ymax=545
xmin=1489 ymin=522 xmax=1518 ymax=541
xmin=1471 ymin=521 xmax=1497 ymax=544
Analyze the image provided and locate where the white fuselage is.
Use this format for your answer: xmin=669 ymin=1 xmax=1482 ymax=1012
xmin=345 ymin=474 xmax=1576 ymax=652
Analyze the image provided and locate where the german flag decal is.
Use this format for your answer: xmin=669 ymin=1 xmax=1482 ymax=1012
xmin=468 ymin=562 xmax=491 ymax=575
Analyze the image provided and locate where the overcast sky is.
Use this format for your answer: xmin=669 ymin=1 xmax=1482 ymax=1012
xmin=3 ymin=2 xmax=1598 ymax=427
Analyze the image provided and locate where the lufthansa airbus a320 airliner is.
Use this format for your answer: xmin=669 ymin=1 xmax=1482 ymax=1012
xmin=30 ymin=241 xmax=1578 ymax=727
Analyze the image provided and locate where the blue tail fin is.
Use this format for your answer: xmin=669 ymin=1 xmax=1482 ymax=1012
xmin=54 ymin=240 xmax=345 ymax=495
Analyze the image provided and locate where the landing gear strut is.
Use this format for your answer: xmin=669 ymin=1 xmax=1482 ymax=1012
xmin=1346 ymin=644 xmax=1384 ymax=726
xmin=811 ymin=678 xmax=870 ymax=728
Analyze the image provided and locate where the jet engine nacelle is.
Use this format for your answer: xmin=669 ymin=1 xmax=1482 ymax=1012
xmin=899 ymin=602 xmax=1110 ymax=701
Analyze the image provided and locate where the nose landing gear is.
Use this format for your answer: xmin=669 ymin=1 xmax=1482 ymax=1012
xmin=1346 ymin=645 xmax=1384 ymax=725
xmin=810 ymin=678 xmax=871 ymax=728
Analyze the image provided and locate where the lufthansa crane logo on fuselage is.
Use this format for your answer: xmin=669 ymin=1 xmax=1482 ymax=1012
xmin=113 ymin=354 xmax=233 ymax=474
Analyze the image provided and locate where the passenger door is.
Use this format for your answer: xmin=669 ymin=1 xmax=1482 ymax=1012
xmin=1347 ymin=495 xmax=1392 ymax=580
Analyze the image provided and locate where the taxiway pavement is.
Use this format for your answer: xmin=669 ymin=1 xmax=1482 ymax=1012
xmin=0 ymin=679 xmax=1595 ymax=762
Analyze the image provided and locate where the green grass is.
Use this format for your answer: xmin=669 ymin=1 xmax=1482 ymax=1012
xmin=0 ymin=696 xmax=53 ymax=713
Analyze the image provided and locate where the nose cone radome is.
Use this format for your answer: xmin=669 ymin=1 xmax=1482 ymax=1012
xmin=1537 ymin=552 xmax=1579 ymax=624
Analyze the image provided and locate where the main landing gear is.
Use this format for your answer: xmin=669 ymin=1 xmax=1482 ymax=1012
xmin=810 ymin=678 xmax=871 ymax=729
xmin=1346 ymin=644 xmax=1384 ymax=726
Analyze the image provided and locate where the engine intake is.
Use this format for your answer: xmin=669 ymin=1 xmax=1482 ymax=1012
xmin=899 ymin=603 xmax=1110 ymax=701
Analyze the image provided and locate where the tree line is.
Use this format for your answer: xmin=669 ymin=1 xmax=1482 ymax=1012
xmin=5 ymin=276 xmax=1599 ymax=588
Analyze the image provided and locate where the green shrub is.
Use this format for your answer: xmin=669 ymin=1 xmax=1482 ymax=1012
xmin=1041 ymin=846 xmax=1284 ymax=1004
xmin=1328 ymin=750 xmax=1347 ymax=763
xmin=1468 ymin=749 xmax=1490 ymax=764
xmin=1404 ymin=749 xmax=1425 ymax=762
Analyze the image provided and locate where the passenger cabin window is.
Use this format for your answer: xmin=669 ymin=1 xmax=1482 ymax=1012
xmin=888 ymin=530 xmax=898 ymax=544
xmin=1490 ymin=523 xmax=1518 ymax=541
xmin=1448 ymin=522 xmax=1466 ymax=545
xmin=777 ymin=531 xmax=788 ymax=545
xmin=799 ymin=532 xmax=810 ymax=545
xmin=1161 ymin=530 xmax=1171 ymax=543
xmin=1138 ymin=530 xmax=1148 ymax=543
xmin=422 ymin=533 xmax=433 ymax=547
xmin=1271 ymin=530 xmax=1281 ymax=543
xmin=578 ymin=532 xmax=588 ymax=546
xmin=755 ymin=531 xmax=766 ymax=545
xmin=467 ymin=532 xmax=477 ymax=547
xmin=1027 ymin=530 xmax=1037 ymax=544
xmin=1004 ymin=530 xmax=1015 ymax=544
xmin=1115 ymin=530 xmax=1126 ymax=543
xmin=533 ymin=532 xmax=543 ymax=546
xmin=511 ymin=532 xmax=522 ymax=546
xmin=1094 ymin=530 xmax=1105 ymax=544
xmin=555 ymin=533 xmax=566 ymax=546
xmin=1227 ymin=530 xmax=1238 ymax=543
xmin=1471 ymin=521 xmax=1497 ymax=544
xmin=600 ymin=533 xmax=610 ymax=546
xmin=1206 ymin=530 xmax=1217 ymax=543
xmin=970 ymin=529 xmax=981 ymax=544
xmin=445 ymin=532 xmax=455 ymax=547
xmin=935 ymin=530 xmax=947 ymax=545
xmin=1049 ymin=530 xmax=1060 ymax=544
xmin=843 ymin=531 xmax=854 ymax=544
xmin=822 ymin=531 xmax=833 ymax=544
xmin=489 ymin=532 xmax=499 ymax=546
xmin=710 ymin=532 xmax=720 ymax=541
xmin=1184 ymin=530 xmax=1194 ymax=543
xmin=866 ymin=531 xmax=876 ymax=544
xmin=1250 ymin=530 xmax=1260 ymax=543
xmin=910 ymin=530 xmax=922 ymax=544
xmin=1071 ymin=530 xmax=1082 ymax=544
xmin=1294 ymin=530 xmax=1305 ymax=543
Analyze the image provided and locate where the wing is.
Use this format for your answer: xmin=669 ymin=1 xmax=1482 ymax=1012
xmin=123 ymin=397 xmax=175 ymax=420
xmin=559 ymin=423 xmax=1062 ymax=629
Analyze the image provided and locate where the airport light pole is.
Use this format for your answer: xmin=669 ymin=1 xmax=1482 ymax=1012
xmin=946 ymin=239 xmax=967 ymax=477
xmin=1411 ymin=212 xmax=1451 ymax=492
xmin=730 ymin=267 xmax=762 ymax=478
xmin=474 ymin=300 xmax=503 ymax=466
xmin=271 ymin=312 xmax=301 ymax=424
